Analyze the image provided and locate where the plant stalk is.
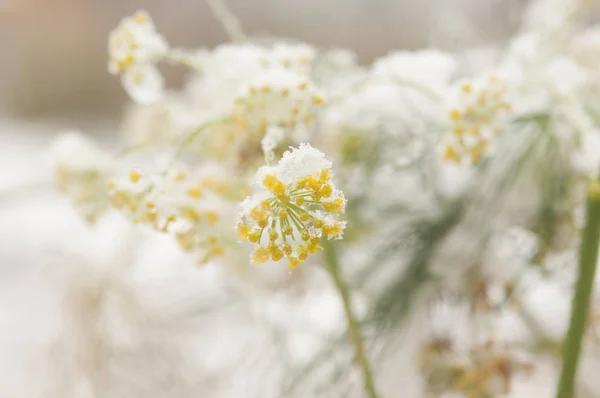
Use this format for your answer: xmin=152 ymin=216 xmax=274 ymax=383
xmin=322 ymin=240 xmax=378 ymax=398
xmin=204 ymin=0 xmax=246 ymax=42
xmin=556 ymin=180 xmax=600 ymax=398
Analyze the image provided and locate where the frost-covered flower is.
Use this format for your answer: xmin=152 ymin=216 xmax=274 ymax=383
xmin=442 ymin=74 xmax=513 ymax=166
xmin=108 ymin=11 xmax=167 ymax=73
xmin=237 ymin=144 xmax=346 ymax=269
xmin=185 ymin=43 xmax=270 ymax=115
xmin=108 ymin=163 xmax=244 ymax=265
xmin=420 ymin=297 xmax=535 ymax=397
xmin=232 ymin=68 xmax=326 ymax=136
xmin=108 ymin=10 xmax=168 ymax=103
xmin=422 ymin=298 xmax=474 ymax=357
xmin=51 ymin=130 xmax=114 ymax=223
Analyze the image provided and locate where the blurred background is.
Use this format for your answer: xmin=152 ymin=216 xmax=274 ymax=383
xmin=1 ymin=0 xmax=526 ymax=122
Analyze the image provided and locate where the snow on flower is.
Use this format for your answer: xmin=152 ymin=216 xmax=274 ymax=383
xmin=232 ymin=68 xmax=326 ymax=136
xmin=237 ymin=143 xmax=346 ymax=269
xmin=420 ymin=297 xmax=535 ymax=398
xmin=108 ymin=163 xmax=245 ymax=265
xmin=442 ymin=74 xmax=513 ymax=166
xmin=108 ymin=10 xmax=168 ymax=103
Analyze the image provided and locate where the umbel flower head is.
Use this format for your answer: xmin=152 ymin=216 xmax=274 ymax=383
xmin=108 ymin=10 xmax=168 ymax=103
xmin=232 ymin=68 xmax=326 ymax=136
xmin=443 ymin=74 xmax=513 ymax=166
xmin=108 ymin=163 xmax=244 ymax=265
xmin=237 ymin=143 xmax=346 ymax=269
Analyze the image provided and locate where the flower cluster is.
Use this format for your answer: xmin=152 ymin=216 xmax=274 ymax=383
xmin=237 ymin=144 xmax=346 ymax=269
xmin=420 ymin=298 xmax=535 ymax=397
xmin=443 ymin=75 xmax=513 ymax=166
xmin=108 ymin=10 xmax=168 ymax=103
xmin=108 ymin=164 xmax=244 ymax=265
xmin=232 ymin=68 xmax=326 ymax=136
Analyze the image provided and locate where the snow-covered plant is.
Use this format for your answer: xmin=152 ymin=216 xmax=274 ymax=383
xmin=44 ymin=0 xmax=600 ymax=396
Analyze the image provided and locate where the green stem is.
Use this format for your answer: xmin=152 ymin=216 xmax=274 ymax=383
xmin=556 ymin=180 xmax=600 ymax=398
xmin=322 ymin=240 xmax=378 ymax=398
xmin=163 ymin=51 xmax=203 ymax=72
xmin=167 ymin=118 xmax=229 ymax=167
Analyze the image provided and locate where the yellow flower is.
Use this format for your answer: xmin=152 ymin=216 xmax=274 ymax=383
xmin=238 ymin=144 xmax=346 ymax=269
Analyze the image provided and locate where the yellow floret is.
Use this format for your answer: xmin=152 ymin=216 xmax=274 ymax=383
xmin=250 ymin=206 xmax=269 ymax=222
xmin=319 ymin=168 xmax=330 ymax=182
xmin=288 ymin=257 xmax=302 ymax=269
xmin=444 ymin=146 xmax=461 ymax=164
xmin=129 ymin=170 xmax=141 ymax=183
xmin=133 ymin=11 xmax=147 ymax=24
xmin=187 ymin=186 xmax=202 ymax=198
xmin=323 ymin=198 xmax=344 ymax=213
xmin=206 ymin=211 xmax=220 ymax=223
xmin=307 ymin=243 xmax=320 ymax=254
xmin=271 ymin=248 xmax=284 ymax=262
xmin=320 ymin=184 xmax=333 ymax=198
xmin=248 ymin=231 xmax=261 ymax=243
xmin=237 ymin=223 xmax=251 ymax=239
xmin=298 ymin=246 xmax=308 ymax=260
xmin=449 ymin=108 xmax=462 ymax=121
xmin=252 ymin=247 xmax=270 ymax=263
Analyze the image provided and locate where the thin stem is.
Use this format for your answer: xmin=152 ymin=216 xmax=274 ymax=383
xmin=163 ymin=51 xmax=203 ymax=72
xmin=556 ymin=180 xmax=600 ymax=398
xmin=204 ymin=0 xmax=247 ymax=42
xmin=322 ymin=240 xmax=378 ymax=398
xmin=116 ymin=141 xmax=153 ymax=158
xmin=167 ymin=117 xmax=229 ymax=168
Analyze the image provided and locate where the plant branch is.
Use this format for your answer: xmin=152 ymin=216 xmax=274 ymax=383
xmin=322 ymin=240 xmax=378 ymax=398
xmin=556 ymin=179 xmax=600 ymax=398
